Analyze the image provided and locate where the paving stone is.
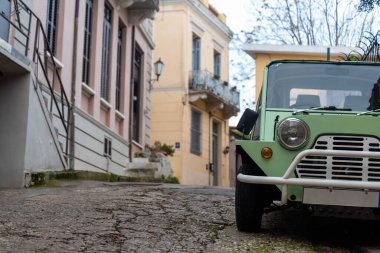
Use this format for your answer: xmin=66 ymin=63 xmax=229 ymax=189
xmin=0 ymin=181 xmax=379 ymax=252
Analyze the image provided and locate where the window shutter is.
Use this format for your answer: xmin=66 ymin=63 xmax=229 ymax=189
xmin=191 ymin=110 xmax=201 ymax=155
xmin=192 ymin=37 xmax=200 ymax=71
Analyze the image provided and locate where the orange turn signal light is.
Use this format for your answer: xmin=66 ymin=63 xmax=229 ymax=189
xmin=261 ymin=147 xmax=273 ymax=159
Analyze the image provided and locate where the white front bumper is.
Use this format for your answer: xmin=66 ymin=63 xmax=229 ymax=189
xmin=237 ymin=149 xmax=380 ymax=204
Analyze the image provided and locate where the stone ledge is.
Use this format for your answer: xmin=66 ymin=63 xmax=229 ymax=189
xmin=25 ymin=169 xmax=179 ymax=187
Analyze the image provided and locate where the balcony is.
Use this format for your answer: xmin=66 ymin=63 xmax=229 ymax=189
xmin=189 ymin=70 xmax=240 ymax=119
xmin=117 ymin=0 xmax=160 ymax=25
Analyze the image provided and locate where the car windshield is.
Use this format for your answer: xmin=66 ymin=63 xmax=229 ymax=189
xmin=266 ymin=62 xmax=380 ymax=112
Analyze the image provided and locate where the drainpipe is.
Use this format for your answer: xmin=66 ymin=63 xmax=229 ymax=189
xmin=208 ymin=111 xmax=212 ymax=186
xmin=327 ymin=47 xmax=331 ymax=61
xmin=128 ymin=26 xmax=136 ymax=162
xmin=68 ymin=0 xmax=80 ymax=169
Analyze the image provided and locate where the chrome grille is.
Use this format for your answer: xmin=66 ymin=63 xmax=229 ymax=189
xmin=296 ymin=136 xmax=380 ymax=181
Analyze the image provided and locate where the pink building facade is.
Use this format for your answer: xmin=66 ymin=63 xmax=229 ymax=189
xmin=0 ymin=0 xmax=159 ymax=180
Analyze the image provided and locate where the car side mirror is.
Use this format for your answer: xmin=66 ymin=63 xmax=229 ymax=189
xmin=236 ymin=109 xmax=258 ymax=136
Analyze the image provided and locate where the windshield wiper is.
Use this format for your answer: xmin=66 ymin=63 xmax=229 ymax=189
xmin=293 ymin=106 xmax=352 ymax=115
xmin=357 ymin=108 xmax=380 ymax=116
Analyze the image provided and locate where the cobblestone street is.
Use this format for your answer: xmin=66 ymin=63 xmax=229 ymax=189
xmin=0 ymin=181 xmax=380 ymax=252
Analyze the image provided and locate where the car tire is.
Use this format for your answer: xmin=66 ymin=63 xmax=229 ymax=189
xmin=235 ymin=164 xmax=267 ymax=232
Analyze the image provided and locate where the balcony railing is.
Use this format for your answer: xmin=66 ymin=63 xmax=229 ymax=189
xmin=189 ymin=70 xmax=240 ymax=110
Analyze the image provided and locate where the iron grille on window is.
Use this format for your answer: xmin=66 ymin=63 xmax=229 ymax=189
xmin=47 ymin=0 xmax=59 ymax=54
xmin=191 ymin=109 xmax=201 ymax=155
xmin=116 ymin=25 xmax=123 ymax=111
xmin=82 ymin=0 xmax=93 ymax=85
xmin=192 ymin=36 xmax=201 ymax=71
xmin=101 ymin=3 xmax=112 ymax=101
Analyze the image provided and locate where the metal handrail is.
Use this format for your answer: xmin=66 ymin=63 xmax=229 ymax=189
xmin=0 ymin=0 xmax=71 ymax=156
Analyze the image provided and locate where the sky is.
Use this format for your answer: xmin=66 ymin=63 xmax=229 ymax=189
xmin=208 ymin=0 xmax=251 ymax=31
xmin=207 ymin=0 xmax=380 ymax=126
xmin=208 ymin=0 xmax=255 ymax=126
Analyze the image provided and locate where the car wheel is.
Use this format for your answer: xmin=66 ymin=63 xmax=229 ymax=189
xmin=235 ymin=164 xmax=268 ymax=232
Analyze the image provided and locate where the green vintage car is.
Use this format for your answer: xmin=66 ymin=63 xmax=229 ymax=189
xmin=235 ymin=60 xmax=380 ymax=232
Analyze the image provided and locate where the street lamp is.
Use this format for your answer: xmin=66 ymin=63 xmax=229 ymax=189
xmin=154 ymin=58 xmax=164 ymax=81
xmin=150 ymin=58 xmax=164 ymax=90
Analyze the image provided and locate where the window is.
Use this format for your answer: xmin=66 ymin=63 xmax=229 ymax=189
xmin=116 ymin=25 xmax=123 ymax=111
xmin=0 ymin=0 xmax=11 ymax=41
xmin=47 ymin=0 xmax=59 ymax=54
xmin=104 ymin=137 xmax=112 ymax=157
xmin=192 ymin=35 xmax=201 ymax=71
xmin=101 ymin=2 xmax=112 ymax=101
xmin=289 ymin=88 xmax=362 ymax=109
xmin=191 ymin=109 xmax=201 ymax=155
xmin=266 ymin=62 xmax=378 ymax=112
xmin=214 ymin=51 xmax=221 ymax=79
xmin=132 ymin=47 xmax=143 ymax=142
xmin=82 ymin=0 xmax=93 ymax=85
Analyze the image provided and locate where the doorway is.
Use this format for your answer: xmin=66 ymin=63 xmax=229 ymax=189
xmin=212 ymin=121 xmax=219 ymax=186
xmin=0 ymin=0 xmax=11 ymax=41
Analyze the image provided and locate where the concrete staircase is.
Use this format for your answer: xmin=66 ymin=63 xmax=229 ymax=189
xmin=0 ymin=40 xmax=67 ymax=188
xmin=125 ymin=154 xmax=173 ymax=179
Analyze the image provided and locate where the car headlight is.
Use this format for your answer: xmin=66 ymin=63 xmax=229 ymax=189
xmin=277 ymin=118 xmax=309 ymax=150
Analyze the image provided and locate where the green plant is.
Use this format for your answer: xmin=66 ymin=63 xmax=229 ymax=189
xmin=134 ymin=152 xmax=146 ymax=158
xmin=149 ymin=141 xmax=175 ymax=157
xmin=30 ymin=173 xmax=48 ymax=186
xmin=107 ymin=173 xmax=120 ymax=182
xmin=346 ymin=54 xmax=360 ymax=61
xmin=165 ymin=175 xmax=180 ymax=184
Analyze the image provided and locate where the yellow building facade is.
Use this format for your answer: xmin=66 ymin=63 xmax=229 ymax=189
xmin=243 ymin=44 xmax=355 ymax=101
xmin=151 ymin=0 xmax=239 ymax=186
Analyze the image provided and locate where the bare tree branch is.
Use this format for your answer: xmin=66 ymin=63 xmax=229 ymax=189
xmin=244 ymin=0 xmax=379 ymax=46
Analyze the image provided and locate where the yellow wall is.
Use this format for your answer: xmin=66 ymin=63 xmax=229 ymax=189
xmin=151 ymin=1 xmax=232 ymax=186
xmin=255 ymin=53 xmax=342 ymax=101
xmin=150 ymin=90 xmax=184 ymax=179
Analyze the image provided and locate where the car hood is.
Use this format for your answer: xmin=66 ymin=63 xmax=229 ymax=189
xmin=294 ymin=114 xmax=380 ymax=147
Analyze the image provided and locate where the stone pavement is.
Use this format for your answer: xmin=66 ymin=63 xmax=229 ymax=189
xmin=0 ymin=181 xmax=235 ymax=252
xmin=0 ymin=181 xmax=380 ymax=253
